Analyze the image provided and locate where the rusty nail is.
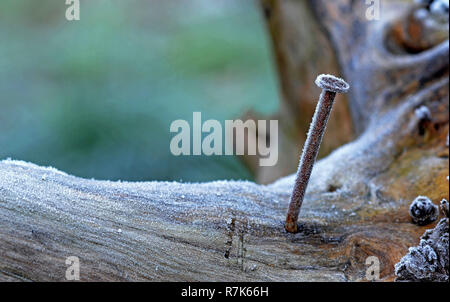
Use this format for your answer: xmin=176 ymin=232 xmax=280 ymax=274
xmin=285 ymin=74 xmax=350 ymax=233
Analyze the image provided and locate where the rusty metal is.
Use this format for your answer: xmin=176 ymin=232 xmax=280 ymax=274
xmin=285 ymin=74 xmax=349 ymax=233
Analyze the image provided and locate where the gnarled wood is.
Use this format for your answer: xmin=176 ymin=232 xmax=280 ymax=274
xmin=0 ymin=0 xmax=448 ymax=282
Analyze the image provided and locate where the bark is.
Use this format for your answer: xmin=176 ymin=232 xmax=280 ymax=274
xmin=0 ymin=0 xmax=448 ymax=281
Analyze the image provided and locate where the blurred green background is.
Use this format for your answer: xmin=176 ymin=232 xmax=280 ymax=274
xmin=0 ymin=0 xmax=279 ymax=182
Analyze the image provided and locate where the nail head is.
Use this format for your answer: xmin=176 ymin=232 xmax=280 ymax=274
xmin=315 ymin=74 xmax=350 ymax=93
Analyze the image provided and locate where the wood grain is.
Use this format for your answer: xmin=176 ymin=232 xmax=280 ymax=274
xmin=0 ymin=0 xmax=448 ymax=282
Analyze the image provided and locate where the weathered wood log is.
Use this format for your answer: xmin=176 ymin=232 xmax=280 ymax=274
xmin=243 ymin=0 xmax=355 ymax=183
xmin=244 ymin=0 xmax=449 ymax=184
xmin=0 ymin=0 xmax=448 ymax=281
xmin=0 ymin=71 xmax=447 ymax=280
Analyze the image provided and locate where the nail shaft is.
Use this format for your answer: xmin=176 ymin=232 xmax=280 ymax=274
xmin=285 ymin=74 xmax=349 ymax=233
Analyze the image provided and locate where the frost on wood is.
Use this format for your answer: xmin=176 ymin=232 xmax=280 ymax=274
xmin=441 ymin=199 xmax=449 ymax=217
xmin=394 ymin=217 xmax=449 ymax=282
xmin=395 ymin=197 xmax=449 ymax=281
xmin=1 ymin=66 xmax=447 ymax=281
xmin=414 ymin=106 xmax=432 ymax=121
xmin=1 ymin=0 xmax=448 ymax=282
xmin=415 ymin=0 xmax=449 ymax=17
xmin=429 ymin=0 xmax=449 ymax=18
xmin=409 ymin=196 xmax=439 ymax=225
